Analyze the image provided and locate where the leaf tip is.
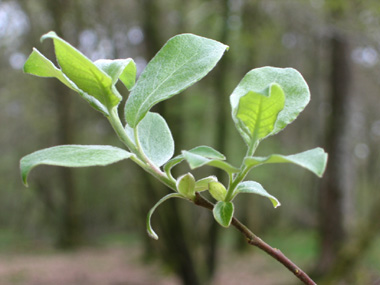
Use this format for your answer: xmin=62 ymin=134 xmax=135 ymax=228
xmin=40 ymin=31 xmax=58 ymax=43
xmin=147 ymin=229 xmax=159 ymax=240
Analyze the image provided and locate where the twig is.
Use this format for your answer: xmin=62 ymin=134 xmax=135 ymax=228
xmin=194 ymin=192 xmax=316 ymax=285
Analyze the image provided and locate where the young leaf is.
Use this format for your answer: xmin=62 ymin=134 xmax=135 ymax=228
xmin=244 ymin=147 xmax=328 ymax=177
xmin=230 ymin=67 xmax=310 ymax=139
xmin=182 ymin=151 xmax=239 ymax=174
xmin=234 ymin=83 xmax=285 ymax=145
xmin=20 ymin=145 xmax=133 ymax=186
xmin=125 ymin=112 xmax=174 ymax=167
xmin=23 ymin=49 xmax=108 ymax=114
xmin=41 ymin=31 xmax=121 ymax=112
xmin=185 ymin=145 xmax=226 ymax=160
xmin=235 ymin=181 xmax=280 ymax=208
xmin=194 ymin=176 xmax=218 ymax=192
xmin=209 ymin=181 xmax=227 ymax=201
xmin=163 ymin=145 xmax=226 ymax=177
xmin=213 ymin=201 xmax=234 ymax=228
xmin=164 ymin=155 xmax=185 ymax=178
xmin=176 ymin=173 xmax=196 ymax=199
xmin=125 ymin=33 xmax=229 ymax=127
xmin=146 ymin=193 xmax=184 ymax=240
xmin=95 ymin=58 xmax=136 ymax=90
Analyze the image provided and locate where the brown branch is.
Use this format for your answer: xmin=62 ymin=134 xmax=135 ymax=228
xmin=194 ymin=192 xmax=316 ymax=285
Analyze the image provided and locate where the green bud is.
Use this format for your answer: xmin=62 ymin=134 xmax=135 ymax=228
xmin=208 ymin=181 xmax=227 ymax=201
xmin=176 ymin=173 xmax=196 ymax=200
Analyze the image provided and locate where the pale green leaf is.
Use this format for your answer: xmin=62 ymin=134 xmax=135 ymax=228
xmin=194 ymin=176 xmax=218 ymax=192
xmin=235 ymin=83 xmax=285 ymax=145
xmin=125 ymin=33 xmax=228 ymax=127
xmin=213 ymin=201 xmax=234 ymax=228
xmin=163 ymin=146 xmax=225 ymax=177
xmin=95 ymin=58 xmax=136 ymax=90
xmin=125 ymin=112 xmax=174 ymax=167
xmin=41 ymin=31 xmax=121 ymax=112
xmin=231 ymin=67 xmax=310 ymax=138
xmin=185 ymin=145 xmax=225 ymax=160
xmin=209 ymin=181 xmax=227 ymax=201
xmin=182 ymin=151 xmax=239 ymax=174
xmin=20 ymin=145 xmax=133 ymax=186
xmin=164 ymin=155 xmax=184 ymax=178
xmin=176 ymin=173 xmax=196 ymax=199
xmin=244 ymin=147 xmax=328 ymax=177
xmin=146 ymin=193 xmax=184 ymax=240
xmin=236 ymin=181 xmax=280 ymax=208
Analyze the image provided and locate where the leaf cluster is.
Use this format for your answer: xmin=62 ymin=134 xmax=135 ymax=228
xmin=20 ymin=32 xmax=327 ymax=237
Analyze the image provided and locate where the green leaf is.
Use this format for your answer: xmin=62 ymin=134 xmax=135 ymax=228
xmin=194 ymin=176 xmax=218 ymax=192
xmin=95 ymin=58 xmax=136 ymax=90
xmin=244 ymin=147 xmax=328 ymax=177
xmin=230 ymin=67 xmax=310 ymax=139
xmin=20 ymin=145 xmax=133 ymax=186
xmin=213 ymin=201 xmax=234 ymax=228
xmin=24 ymin=48 xmax=76 ymax=89
xmin=125 ymin=112 xmax=174 ymax=167
xmin=182 ymin=151 xmax=239 ymax=174
xmin=209 ymin=181 xmax=227 ymax=201
xmin=125 ymin=33 xmax=229 ymax=127
xmin=176 ymin=173 xmax=196 ymax=199
xmin=236 ymin=181 xmax=280 ymax=208
xmin=164 ymin=155 xmax=185 ymax=178
xmin=41 ymin=31 xmax=121 ymax=113
xmin=146 ymin=193 xmax=184 ymax=240
xmin=163 ymin=146 xmax=226 ymax=177
xmin=234 ymin=83 xmax=285 ymax=145
xmin=185 ymin=145 xmax=226 ymax=160
xmin=23 ymin=49 xmax=108 ymax=114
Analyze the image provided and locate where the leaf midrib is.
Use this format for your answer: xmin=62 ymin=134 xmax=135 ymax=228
xmin=132 ymin=45 xmax=201 ymax=125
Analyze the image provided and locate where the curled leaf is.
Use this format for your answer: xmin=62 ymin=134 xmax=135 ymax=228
xmin=146 ymin=193 xmax=184 ymax=240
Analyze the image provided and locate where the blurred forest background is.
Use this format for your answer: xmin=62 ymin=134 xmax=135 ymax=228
xmin=1 ymin=0 xmax=380 ymax=284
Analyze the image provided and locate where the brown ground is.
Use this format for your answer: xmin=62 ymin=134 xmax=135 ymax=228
xmin=0 ymin=245 xmax=295 ymax=285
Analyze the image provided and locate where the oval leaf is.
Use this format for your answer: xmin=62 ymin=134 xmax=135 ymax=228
xmin=230 ymin=67 xmax=310 ymax=139
xmin=235 ymin=83 xmax=285 ymax=145
xmin=244 ymin=147 xmax=328 ymax=177
xmin=125 ymin=112 xmax=174 ymax=167
xmin=236 ymin=181 xmax=280 ymax=208
xmin=125 ymin=33 xmax=229 ymax=127
xmin=20 ymin=145 xmax=133 ymax=186
xmin=209 ymin=181 xmax=227 ymax=201
xmin=213 ymin=201 xmax=234 ymax=228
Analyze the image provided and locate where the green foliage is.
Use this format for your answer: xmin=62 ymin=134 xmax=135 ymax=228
xmin=20 ymin=145 xmax=133 ymax=186
xmin=20 ymin=32 xmax=327 ymax=236
xmin=209 ymin=181 xmax=227 ymax=201
xmin=213 ymin=201 xmax=234 ymax=228
xmin=230 ymin=67 xmax=310 ymax=144
xmin=234 ymin=83 xmax=285 ymax=146
xmin=124 ymin=34 xmax=229 ymax=128
xmin=244 ymin=148 xmax=328 ymax=178
xmin=176 ymin=173 xmax=196 ymax=199
xmin=235 ymin=181 xmax=280 ymax=208
xmin=125 ymin=112 xmax=174 ymax=167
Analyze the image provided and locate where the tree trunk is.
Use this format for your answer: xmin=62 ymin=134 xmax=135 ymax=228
xmin=46 ymin=0 xmax=83 ymax=248
xmin=315 ymin=32 xmax=353 ymax=276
